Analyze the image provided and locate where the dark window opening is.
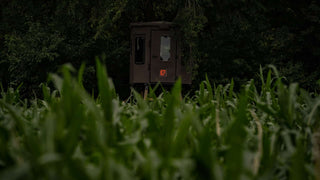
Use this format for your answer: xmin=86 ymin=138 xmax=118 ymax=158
xmin=135 ymin=37 xmax=145 ymax=64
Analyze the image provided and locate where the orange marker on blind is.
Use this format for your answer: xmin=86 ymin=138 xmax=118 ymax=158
xmin=160 ymin=69 xmax=167 ymax=77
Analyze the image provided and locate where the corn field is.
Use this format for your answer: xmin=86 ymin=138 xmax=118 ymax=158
xmin=0 ymin=61 xmax=320 ymax=180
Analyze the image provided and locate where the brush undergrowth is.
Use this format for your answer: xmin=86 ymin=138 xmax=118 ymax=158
xmin=0 ymin=62 xmax=320 ymax=180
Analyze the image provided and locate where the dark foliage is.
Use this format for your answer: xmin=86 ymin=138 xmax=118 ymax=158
xmin=0 ymin=0 xmax=319 ymax=98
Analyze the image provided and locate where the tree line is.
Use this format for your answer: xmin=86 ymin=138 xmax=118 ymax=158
xmin=0 ymin=0 xmax=319 ymax=98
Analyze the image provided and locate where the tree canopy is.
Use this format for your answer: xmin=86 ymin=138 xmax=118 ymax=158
xmin=0 ymin=0 xmax=319 ymax=98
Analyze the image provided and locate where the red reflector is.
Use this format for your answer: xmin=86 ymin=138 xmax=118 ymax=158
xmin=160 ymin=69 xmax=167 ymax=77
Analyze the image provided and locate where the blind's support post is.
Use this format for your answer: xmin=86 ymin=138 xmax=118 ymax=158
xmin=144 ymin=84 xmax=149 ymax=100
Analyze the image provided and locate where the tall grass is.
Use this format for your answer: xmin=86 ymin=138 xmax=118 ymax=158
xmin=0 ymin=62 xmax=319 ymax=179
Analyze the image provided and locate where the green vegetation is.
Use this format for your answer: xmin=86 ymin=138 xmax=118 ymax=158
xmin=1 ymin=1 xmax=319 ymax=178
xmin=1 ymin=0 xmax=320 ymax=98
xmin=1 ymin=62 xmax=319 ymax=179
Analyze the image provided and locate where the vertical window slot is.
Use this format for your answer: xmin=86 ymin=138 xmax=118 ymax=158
xmin=160 ymin=36 xmax=171 ymax=61
xmin=135 ymin=36 xmax=145 ymax=64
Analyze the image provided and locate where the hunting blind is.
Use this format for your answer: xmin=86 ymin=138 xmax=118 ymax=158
xmin=130 ymin=21 xmax=191 ymax=85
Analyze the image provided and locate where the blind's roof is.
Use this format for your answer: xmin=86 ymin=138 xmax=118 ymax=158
xmin=130 ymin=21 xmax=174 ymax=28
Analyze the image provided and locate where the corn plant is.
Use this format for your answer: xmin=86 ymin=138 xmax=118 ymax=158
xmin=0 ymin=62 xmax=319 ymax=180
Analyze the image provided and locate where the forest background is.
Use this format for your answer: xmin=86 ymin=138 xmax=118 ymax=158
xmin=0 ymin=0 xmax=319 ymax=98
